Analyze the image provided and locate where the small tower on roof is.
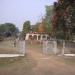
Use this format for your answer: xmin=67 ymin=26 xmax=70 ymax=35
xmin=38 ymin=18 xmax=45 ymax=33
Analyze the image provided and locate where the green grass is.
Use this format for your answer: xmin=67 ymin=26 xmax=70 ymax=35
xmin=0 ymin=40 xmax=15 ymax=48
xmin=0 ymin=54 xmax=37 ymax=75
xmin=0 ymin=57 xmax=23 ymax=67
xmin=62 ymin=57 xmax=75 ymax=64
xmin=0 ymin=40 xmax=18 ymax=54
xmin=56 ymin=56 xmax=75 ymax=65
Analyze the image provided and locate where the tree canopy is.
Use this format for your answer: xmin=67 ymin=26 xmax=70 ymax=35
xmin=22 ymin=21 xmax=31 ymax=39
xmin=22 ymin=21 xmax=31 ymax=33
xmin=0 ymin=23 xmax=19 ymax=37
xmin=52 ymin=0 xmax=75 ymax=40
xmin=44 ymin=5 xmax=53 ymax=33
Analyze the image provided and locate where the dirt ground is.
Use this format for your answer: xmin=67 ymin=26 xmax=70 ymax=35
xmin=0 ymin=42 xmax=75 ymax=75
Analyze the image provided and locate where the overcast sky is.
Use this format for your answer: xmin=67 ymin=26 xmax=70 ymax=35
xmin=0 ymin=0 xmax=57 ymax=31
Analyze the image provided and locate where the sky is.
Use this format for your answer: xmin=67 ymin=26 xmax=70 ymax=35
xmin=0 ymin=0 xmax=57 ymax=31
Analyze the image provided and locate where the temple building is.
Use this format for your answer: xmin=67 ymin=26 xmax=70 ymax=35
xmin=25 ymin=32 xmax=49 ymax=41
xmin=25 ymin=19 xmax=50 ymax=41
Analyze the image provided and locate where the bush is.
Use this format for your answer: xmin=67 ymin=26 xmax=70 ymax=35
xmin=0 ymin=36 xmax=4 ymax=41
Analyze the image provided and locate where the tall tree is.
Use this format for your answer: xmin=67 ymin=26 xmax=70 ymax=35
xmin=44 ymin=5 xmax=53 ymax=33
xmin=52 ymin=0 xmax=75 ymax=40
xmin=22 ymin=21 xmax=31 ymax=36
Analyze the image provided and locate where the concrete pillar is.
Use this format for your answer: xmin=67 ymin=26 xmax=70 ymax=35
xmin=18 ymin=41 xmax=25 ymax=55
xmin=37 ymin=35 xmax=39 ymax=40
xmin=62 ymin=41 xmax=65 ymax=55
xmin=53 ymin=41 xmax=57 ymax=54
xmin=43 ymin=41 xmax=48 ymax=54
xmin=40 ymin=35 xmax=43 ymax=41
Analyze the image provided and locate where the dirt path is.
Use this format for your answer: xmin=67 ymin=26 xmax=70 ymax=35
xmin=28 ymin=46 xmax=75 ymax=75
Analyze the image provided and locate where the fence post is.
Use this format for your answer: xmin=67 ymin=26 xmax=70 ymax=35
xmin=61 ymin=40 xmax=65 ymax=55
xmin=53 ymin=40 xmax=57 ymax=54
xmin=43 ymin=41 xmax=47 ymax=54
xmin=18 ymin=40 xmax=26 ymax=56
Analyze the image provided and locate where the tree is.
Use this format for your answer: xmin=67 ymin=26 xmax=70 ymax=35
xmin=31 ymin=23 xmax=39 ymax=32
xmin=52 ymin=0 xmax=75 ymax=40
xmin=22 ymin=21 xmax=31 ymax=38
xmin=44 ymin=5 xmax=53 ymax=33
xmin=0 ymin=23 xmax=19 ymax=37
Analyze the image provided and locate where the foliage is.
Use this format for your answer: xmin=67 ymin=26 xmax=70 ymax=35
xmin=31 ymin=21 xmax=45 ymax=33
xmin=22 ymin=21 xmax=31 ymax=39
xmin=22 ymin=21 xmax=31 ymax=33
xmin=52 ymin=0 xmax=75 ymax=40
xmin=31 ymin=6 xmax=53 ymax=33
xmin=31 ymin=23 xmax=40 ymax=32
xmin=0 ymin=23 xmax=19 ymax=37
xmin=44 ymin=5 xmax=53 ymax=33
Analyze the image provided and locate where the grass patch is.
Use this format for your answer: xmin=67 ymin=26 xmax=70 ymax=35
xmin=0 ymin=54 xmax=37 ymax=70
xmin=63 ymin=57 xmax=75 ymax=64
xmin=0 ymin=40 xmax=18 ymax=54
xmin=57 ymin=56 xmax=75 ymax=65
xmin=0 ymin=56 xmax=24 ymax=67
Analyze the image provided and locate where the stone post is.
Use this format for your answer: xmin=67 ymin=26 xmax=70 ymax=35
xmin=53 ymin=41 xmax=57 ymax=54
xmin=62 ymin=41 xmax=65 ymax=55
